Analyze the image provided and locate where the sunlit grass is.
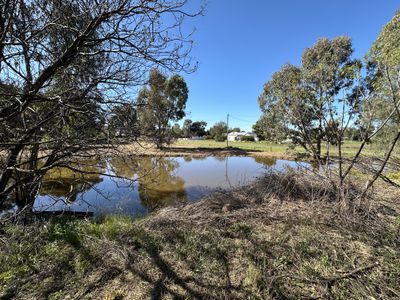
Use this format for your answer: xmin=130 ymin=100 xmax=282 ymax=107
xmin=173 ymin=139 xmax=391 ymax=158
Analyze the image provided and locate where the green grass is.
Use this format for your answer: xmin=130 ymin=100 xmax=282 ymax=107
xmin=1 ymin=200 xmax=399 ymax=299
xmin=173 ymin=139 xmax=303 ymax=153
xmin=173 ymin=139 xmax=391 ymax=158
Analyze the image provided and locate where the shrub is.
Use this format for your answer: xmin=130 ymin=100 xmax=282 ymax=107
xmin=214 ymin=135 xmax=226 ymax=142
xmin=240 ymin=135 xmax=255 ymax=142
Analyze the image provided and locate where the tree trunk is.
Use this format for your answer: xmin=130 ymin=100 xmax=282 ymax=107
xmin=14 ymin=178 xmax=41 ymax=208
xmin=0 ymin=145 xmax=24 ymax=202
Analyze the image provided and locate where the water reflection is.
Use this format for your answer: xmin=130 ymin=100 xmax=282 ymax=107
xmin=136 ymin=158 xmax=186 ymax=209
xmin=40 ymin=160 xmax=106 ymax=204
xmin=253 ymin=156 xmax=277 ymax=167
xmin=110 ymin=157 xmax=138 ymax=179
xmin=32 ymin=156 xmax=309 ymax=217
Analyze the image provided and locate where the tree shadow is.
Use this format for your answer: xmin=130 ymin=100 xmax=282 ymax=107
xmin=122 ymin=229 xmax=244 ymax=300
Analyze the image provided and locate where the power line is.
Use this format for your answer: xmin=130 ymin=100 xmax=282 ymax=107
xmin=229 ymin=115 xmax=257 ymax=124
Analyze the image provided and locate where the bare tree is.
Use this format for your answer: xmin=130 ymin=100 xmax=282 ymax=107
xmin=0 ymin=0 xmax=203 ymax=208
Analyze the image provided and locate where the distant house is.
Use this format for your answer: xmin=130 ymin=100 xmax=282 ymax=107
xmin=227 ymin=131 xmax=259 ymax=142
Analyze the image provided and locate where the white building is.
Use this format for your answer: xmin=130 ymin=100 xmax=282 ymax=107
xmin=227 ymin=131 xmax=259 ymax=142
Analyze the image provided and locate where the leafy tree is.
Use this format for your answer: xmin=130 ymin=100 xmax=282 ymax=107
xmin=240 ymin=135 xmax=255 ymax=142
xmin=229 ymin=127 xmax=241 ymax=133
xmin=209 ymin=122 xmax=228 ymax=141
xmin=253 ymin=113 xmax=288 ymax=142
xmin=172 ymin=123 xmax=182 ymax=138
xmin=182 ymin=119 xmax=193 ymax=137
xmin=190 ymin=121 xmax=207 ymax=137
xmin=344 ymin=126 xmax=361 ymax=141
xmin=180 ymin=119 xmax=207 ymax=137
xmin=364 ymin=10 xmax=400 ymax=146
xmin=109 ymin=103 xmax=138 ymax=139
xmin=137 ymin=69 xmax=188 ymax=149
xmin=259 ymin=37 xmax=361 ymax=158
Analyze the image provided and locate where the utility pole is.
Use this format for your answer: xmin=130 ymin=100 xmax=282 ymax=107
xmin=226 ymin=113 xmax=229 ymax=148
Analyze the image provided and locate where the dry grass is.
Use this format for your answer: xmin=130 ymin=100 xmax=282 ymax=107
xmin=1 ymin=172 xmax=400 ymax=299
xmin=115 ymin=142 xmax=298 ymax=160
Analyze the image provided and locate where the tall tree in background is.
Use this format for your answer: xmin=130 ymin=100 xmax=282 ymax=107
xmin=182 ymin=119 xmax=193 ymax=137
xmin=259 ymin=37 xmax=360 ymax=159
xmin=108 ymin=103 xmax=138 ymax=139
xmin=137 ymin=69 xmax=189 ymax=149
xmin=209 ymin=122 xmax=228 ymax=141
xmin=253 ymin=110 xmax=288 ymax=142
xmin=172 ymin=123 xmax=183 ymax=138
xmin=0 ymin=0 xmax=201 ymax=207
xmin=190 ymin=121 xmax=207 ymax=137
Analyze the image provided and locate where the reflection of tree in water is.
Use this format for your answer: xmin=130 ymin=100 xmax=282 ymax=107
xmin=192 ymin=155 xmax=207 ymax=160
xmin=136 ymin=157 xmax=186 ymax=210
xmin=183 ymin=156 xmax=192 ymax=162
xmin=40 ymin=178 xmax=102 ymax=203
xmin=39 ymin=159 xmax=105 ymax=204
xmin=253 ymin=156 xmax=277 ymax=167
xmin=213 ymin=156 xmax=227 ymax=162
xmin=110 ymin=157 xmax=139 ymax=179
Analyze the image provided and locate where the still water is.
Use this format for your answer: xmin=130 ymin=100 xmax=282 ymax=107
xmin=33 ymin=156 xmax=307 ymax=217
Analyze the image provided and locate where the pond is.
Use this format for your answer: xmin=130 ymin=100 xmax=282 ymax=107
xmin=33 ymin=156 xmax=309 ymax=217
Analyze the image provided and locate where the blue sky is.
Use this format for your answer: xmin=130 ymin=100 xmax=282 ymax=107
xmin=180 ymin=0 xmax=399 ymax=132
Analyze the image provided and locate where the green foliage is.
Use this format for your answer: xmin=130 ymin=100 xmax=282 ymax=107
xmin=209 ymin=121 xmax=228 ymax=141
xmin=229 ymin=127 xmax=241 ymax=133
xmin=364 ymin=10 xmax=400 ymax=145
xmin=370 ymin=10 xmax=400 ymax=67
xmin=108 ymin=103 xmax=138 ymax=139
xmin=259 ymin=37 xmax=361 ymax=157
xmin=190 ymin=121 xmax=208 ymax=137
xmin=47 ymin=219 xmax=82 ymax=247
xmin=252 ymin=114 xmax=287 ymax=142
xmin=137 ymin=69 xmax=189 ymax=148
xmin=240 ymin=135 xmax=255 ymax=142
xmin=182 ymin=119 xmax=192 ymax=137
xmin=172 ymin=123 xmax=182 ymax=138
xmin=180 ymin=119 xmax=207 ymax=137
xmin=88 ymin=215 xmax=133 ymax=239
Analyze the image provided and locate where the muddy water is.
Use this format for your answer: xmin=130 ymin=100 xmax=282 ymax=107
xmin=33 ymin=156 xmax=308 ymax=217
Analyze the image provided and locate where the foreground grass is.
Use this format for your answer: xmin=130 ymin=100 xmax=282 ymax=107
xmin=1 ymin=173 xmax=400 ymax=299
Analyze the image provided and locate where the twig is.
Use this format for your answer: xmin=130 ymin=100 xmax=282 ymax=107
xmin=317 ymin=261 xmax=379 ymax=283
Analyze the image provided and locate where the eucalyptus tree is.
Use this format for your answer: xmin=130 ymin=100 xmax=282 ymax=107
xmin=259 ymin=12 xmax=400 ymax=204
xmin=108 ymin=103 xmax=138 ymax=140
xmin=0 ymin=0 xmax=202 ymax=207
xmin=351 ymin=10 xmax=400 ymax=198
xmin=182 ymin=119 xmax=193 ymax=137
xmin=137 ymin=68 xmax=189 ymax=149
xmin=209 ymin=121 xmax=228 ymax=141
xmin=172 ymin=123 xmax=183 ymax=138
xmin=252 ymin=113 xmax=287 ymax=142
xmin=259 ymin=37 xmax=361 ymax=160
xmin=190 ymin=121 xmax=207 ymax=137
